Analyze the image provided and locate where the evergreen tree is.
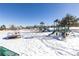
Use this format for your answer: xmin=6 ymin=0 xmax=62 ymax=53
xmin=0 ymin=25 xmax=6 ymax=30
xmin=59 ymin=14 xmax=79 ymax=27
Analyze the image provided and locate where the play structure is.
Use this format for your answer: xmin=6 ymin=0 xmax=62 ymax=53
xmin=0 ymin=46 xmax=19 ymax=56
xmin=3 ymin=32 xmax=21 ymax=39
xmin=48 ymin=19 xmax=70 ymax=40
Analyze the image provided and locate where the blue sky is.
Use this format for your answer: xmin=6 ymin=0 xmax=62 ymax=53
xmin=0 ymin=3 xmax=79 ymax=26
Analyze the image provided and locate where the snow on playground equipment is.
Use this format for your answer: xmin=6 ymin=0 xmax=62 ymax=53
xmin=0 ymin=46 xmax=19 ymax=56
xmin=48 ymin=19 xmax=70 ymax=40
xmin=3 ymin=31 xmax=21 ymax=39
xmin=23 ymin=19 xmax=70 ymax=40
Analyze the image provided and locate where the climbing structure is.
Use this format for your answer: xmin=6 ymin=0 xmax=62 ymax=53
xmin=48 ymin=19 xmax=70 ymax=39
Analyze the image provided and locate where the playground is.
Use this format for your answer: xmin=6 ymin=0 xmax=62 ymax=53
xmin=0 ymin=27 xmax=79 ymax=56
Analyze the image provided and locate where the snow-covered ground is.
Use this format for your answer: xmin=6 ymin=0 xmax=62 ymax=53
xmin=0 ymin=30 xmax=79 ymax=56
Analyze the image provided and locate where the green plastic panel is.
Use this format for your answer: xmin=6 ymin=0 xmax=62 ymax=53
xmin=0 ymin=46 xmax=19 ymax=56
